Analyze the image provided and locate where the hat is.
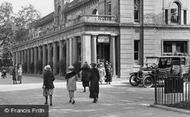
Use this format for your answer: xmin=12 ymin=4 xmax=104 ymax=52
xmin=91 ymin=63 xmax=96 ymax=68
xmin=68 ymin=65 xmax=74 ymax=70
xmin=44 ymin=65 xmax=51 ymax=70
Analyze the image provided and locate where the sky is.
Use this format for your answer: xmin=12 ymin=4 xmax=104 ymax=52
xmin=0 ymin=0 xmax=54 ymax=17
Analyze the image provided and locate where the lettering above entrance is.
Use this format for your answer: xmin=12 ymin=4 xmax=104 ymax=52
xmin=98 ymin=36 xmax=110 ymax=43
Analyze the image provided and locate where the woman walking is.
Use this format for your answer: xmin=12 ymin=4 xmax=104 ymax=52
xmin=65 ymin=65 xmax=78 ymax=104
xmin=12 ymin=66 xmax=17 ymax=84
xmin=98 ymin=63 xmax=106 ymax=84
xmin=89 ymin=63 xmax=100 ymax=103
xmin=17 ymin=64 xmax=22 ymax=84
xmin=105 ymin=61 xmax=112 ymax=85
xmin=42 ymin=65 xmax=55 ymax=106
xmin=81 ymin=62 xmax=90 ymax=92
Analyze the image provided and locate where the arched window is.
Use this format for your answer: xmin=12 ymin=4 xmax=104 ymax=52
xmin=170 ymin=2 xmax=181 ymax=24
xmin=92 ymin=9 xmax=98 ymax=15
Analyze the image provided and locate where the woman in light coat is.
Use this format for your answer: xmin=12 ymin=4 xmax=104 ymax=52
xmin=98 ymin=63 xmax=106 ymax=84
xmin=65 ymin=65 xmax=78 ymax=104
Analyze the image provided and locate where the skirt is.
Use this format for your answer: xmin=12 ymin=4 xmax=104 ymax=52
xmin=43 ymin=88 xmax=54 ymax=96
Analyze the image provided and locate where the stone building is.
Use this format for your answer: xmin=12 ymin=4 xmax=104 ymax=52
xmin=13 ymin=0 xmax=190 ymax=78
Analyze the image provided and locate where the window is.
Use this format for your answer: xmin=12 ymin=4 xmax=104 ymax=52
xmin=164 ymin=2 xmax=185 ymax=25
xmin=92 ymin=9 xmax=98 ymax=15
xmin=170 ymin=2 xmax=181 ymax=24
xmin=134 ymin=0 xmax=140 ymax=22
xmin=107 ymin=1 xmax=111 ymax=15
xmin=163 ymin=41 xmax=187 ymax=56
xmin=163 ymin=41 xmax=172 ymax=53
xmin=184 ymin=10 xmax=187 ymax=24
xmin=134 ymin=40 xmax=139 ymax=60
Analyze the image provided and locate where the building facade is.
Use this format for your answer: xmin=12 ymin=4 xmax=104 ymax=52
xmin=12 ymin=0 xmax=190 ymax=78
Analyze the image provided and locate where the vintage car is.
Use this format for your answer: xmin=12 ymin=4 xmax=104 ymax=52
xmin=129 ymin=56 xmax=190 ymax=88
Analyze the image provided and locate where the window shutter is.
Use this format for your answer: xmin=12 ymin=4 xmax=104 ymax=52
xmin=165 ymin=9 xmax=168 ymax=24
xmin=184 ymin=10 xmax=187 ymax=24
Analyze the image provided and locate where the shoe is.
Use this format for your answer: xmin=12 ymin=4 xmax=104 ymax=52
xmin=93 ymin=98 xmax=98 ymax=103
xmin=72 ymin=100 xmax=75 ymax=104
xmin=44 ymin=102 xmax=48 ymax=105
xmin=50 ymin=103 xmax=53 ymax=106
xmin=69 ymin=100 xmax=72 ymax=103
xmin=93 ymin=99 xmax=96 ymax=103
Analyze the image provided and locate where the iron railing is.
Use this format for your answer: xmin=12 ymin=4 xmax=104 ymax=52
xmin=154 ymin=70 xmax=190 ymax=110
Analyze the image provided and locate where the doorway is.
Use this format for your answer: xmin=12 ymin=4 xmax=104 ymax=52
xmin=97 ymin=43 xmax=110 ymax=62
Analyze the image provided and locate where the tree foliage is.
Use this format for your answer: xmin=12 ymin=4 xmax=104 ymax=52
xmin=14 ymin=4 xmax=41 ymax=29
xmin=0 ymin=2 xmax=13 ymax=25
xmin=0 ymin=2 xmax=41 ymax=66
xmin=0 ymin=2 xmax=14 ymax=65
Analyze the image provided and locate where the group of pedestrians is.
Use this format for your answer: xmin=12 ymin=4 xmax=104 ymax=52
xmin=97 ymin=60 xmax=112 ymax=85
xmin=42 ymin=61 xmax=101 ymax=106
xmin=12 ymin=64 xmax=22 ymax=84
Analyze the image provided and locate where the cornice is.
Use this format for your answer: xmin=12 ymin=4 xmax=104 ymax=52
xmin=120 ymin=23 xmax=190 ymax=29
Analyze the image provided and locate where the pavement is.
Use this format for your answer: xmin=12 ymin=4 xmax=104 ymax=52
xmin=0 ymin=74 xmax=189 ymax=117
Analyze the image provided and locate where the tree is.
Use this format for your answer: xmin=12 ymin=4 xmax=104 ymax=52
xmin=0 ymin=2 xmax=14 ymax=67
xmin=0 ymin=2 xmax=13 ymax=25
xmin=0 ymin=2 xmax=41 ymax=66
xmin=14 ymin=4 xmax=41 ymax=29
xmin=13 ymin=4 xmax=41 ymax=42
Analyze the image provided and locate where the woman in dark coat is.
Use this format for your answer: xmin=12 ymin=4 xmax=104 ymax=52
xmin=43 ymin=65 xmax=55 ymax=106
xmin=12 ymin=66 xmax=17 ymax=84
xmin=105 ymin=61 xmax=112 ymax=85
xmin=89 ymin=63 xmax=100 ymax=103
xmin=81 ymin=62 xmax=90 ymax=92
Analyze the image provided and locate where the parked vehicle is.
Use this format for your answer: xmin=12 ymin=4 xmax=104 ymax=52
xmin=129 ymin=56 xmax=190 ymax=88
xmin=129 ymin=57 xmax=157 ymax=87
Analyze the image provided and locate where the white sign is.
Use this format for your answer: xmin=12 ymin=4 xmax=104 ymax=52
xmin=98 ymin=36 xmax=110 ymax=43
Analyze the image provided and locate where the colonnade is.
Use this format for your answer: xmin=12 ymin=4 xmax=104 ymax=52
xmin=13 ymin=40 xmax=67 ymax=75
xmin=13 ymin=34 xmax=117 ymax=77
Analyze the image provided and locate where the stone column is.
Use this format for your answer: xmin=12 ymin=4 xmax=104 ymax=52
xmin=66 ymin=39 xmax=69 ymax=71
xmin=16 ymin=51 xmax=19 ymax=66
xmin=81 ymin=35 xmax=92 ymax=65
xmin=30 ymin=48 xmax=34 ymax=73
xmin=110 ymin=36 xmax=116 ymax=78
xmin=24 ymin=50 xmax=27 ymax=73
xmin=69 ymin=38 xmax=73 ymax=66
xmin=18 ymin=50 xmax=21 ymax=64
xmin=21 ymin=50 xmax=24 ymax=65
xmin=38 ymin=46 xmax=42 ymax=73
xmin=72 ymin=37 xmax=77 ymax=63
xmin=91 ymin=35 xmax=97 ymax=63
xmin=168 ymin=9 xmax=171 ymax=24
xmin=17 ymin=51 xmax=20 ymax=64
xmin=47 ymin=43 xmax=51 ymax=65
xmin=34 ymin=47 xmax=37 ymax=74
xmin=13 ymin=52 xmax=17 ymax=66
xmin=53 ymin=42 xmax=58 ymax=74
xmin=181 ymin=9 xmax=184 ymax=25
xmin=59 ymin=41 xmax=63 ymax=75
xmin=42 ymin=45 xmax=47 ymax=68
xmin=27 ymin=49 xmax=30 ymax=73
